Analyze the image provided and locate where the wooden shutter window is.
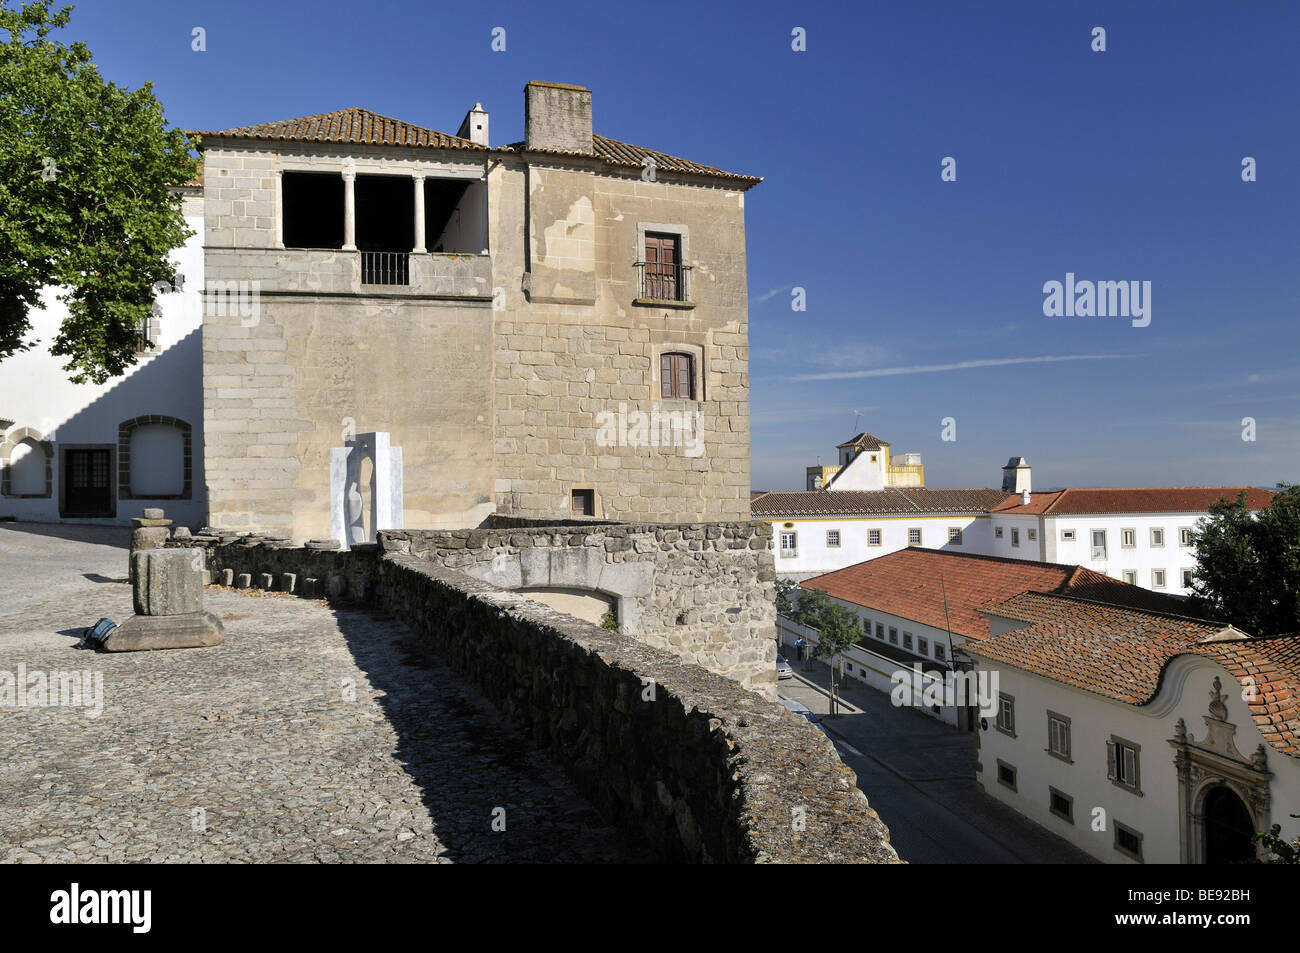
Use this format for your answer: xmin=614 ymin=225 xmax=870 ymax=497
xmin=661 ymin=352 xmax=694 ymax=399
xmin=644 ymin=233 xmax=679 ymax=300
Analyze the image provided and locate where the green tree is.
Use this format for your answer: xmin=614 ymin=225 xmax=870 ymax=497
xmin=1185 ymin=485 xmax=1300 ymax=635
xmin=1 ymin=1 xmax=198 ymax=383
xmin=811 ymin=602 xmax=862 ymax=662
xmin=791 ymin=586 xmax=828 ymax=630
xmin=774 ymin=577 xmax=797 ymax=617
xmin=1253 ymin=814 xmax=1300 ymax=864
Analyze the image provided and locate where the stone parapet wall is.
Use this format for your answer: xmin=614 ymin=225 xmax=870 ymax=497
xmin=379 ymin=520 xmax=777 ymax=697
xmin=379 ymin=554 xmax=899 ymax=863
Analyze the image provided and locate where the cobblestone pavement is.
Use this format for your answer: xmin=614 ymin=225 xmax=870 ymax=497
xmin=0 ymin=523 xmax=646 ymax=863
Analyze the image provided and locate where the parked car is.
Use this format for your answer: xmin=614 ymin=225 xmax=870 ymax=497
xmin=779 ymin=697 xmax=827 ymax=736
xmin=776 ymin=655 xmax=793 ymax=680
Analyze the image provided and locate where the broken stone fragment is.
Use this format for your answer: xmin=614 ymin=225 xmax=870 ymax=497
xmin=131 ymin=548 xmax=204 ymax=616
xmin=100 ymin=612 xmax=225 ymax=652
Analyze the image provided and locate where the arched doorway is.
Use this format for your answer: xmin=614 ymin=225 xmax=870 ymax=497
xmin=1203 ymin=786 xmax=1255 ymax=864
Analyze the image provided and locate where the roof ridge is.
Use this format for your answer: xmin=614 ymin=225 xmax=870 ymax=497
xmin=999 ymin=589 xmax=1231 ymax=629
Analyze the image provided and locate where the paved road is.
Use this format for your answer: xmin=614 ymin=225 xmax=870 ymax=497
xmin=779 ymin=658 xmax=1097 ymax=864
xmin=0 ymin=522 xmax=646 ymax=863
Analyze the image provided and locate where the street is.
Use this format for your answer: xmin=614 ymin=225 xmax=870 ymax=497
xmin=778 ymin=656 xmax=1097 ymax=864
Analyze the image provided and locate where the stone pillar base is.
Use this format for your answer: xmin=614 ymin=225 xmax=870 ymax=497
xmin=100 ymin=612 xmax=225 ymax=652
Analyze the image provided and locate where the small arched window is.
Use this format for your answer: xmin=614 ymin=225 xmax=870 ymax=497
xmin=660 ymin=352 xmax=694 ymax=400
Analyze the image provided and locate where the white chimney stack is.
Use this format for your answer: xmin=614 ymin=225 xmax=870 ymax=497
xmin=457 ymin=102 xmax=489 ymax=147
xmin=1021 ymin=488 xmax=1031 ymax=506
xmin=1002 ymin=456 xmax=1031 ymax=494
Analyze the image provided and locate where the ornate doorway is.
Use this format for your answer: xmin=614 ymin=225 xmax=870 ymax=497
xmin=1203 ymin=785 xmax=1256 ymax=864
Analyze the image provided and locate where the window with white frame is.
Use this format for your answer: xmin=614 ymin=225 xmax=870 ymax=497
xmin=1121 ymin=528 xmax=1136 ymax=548
xmin=934 ymin=642 xmax=946 ymax=662
xmin=1179 ymin=526 xmax=1194 ymax=547
xmin=1152 ymin=569 xmax=1166 ymax=588
xmin=888 ymin=627 xmax=898 ymax=645
xmin=1150 ymin=527 xmax=1164 ymax=547
xmin=902 ymin=632 xmax=913 ymax=650
xmin=997 ymin=693 xmax=1016 ymax=736
xmin=1011 ymin=528 xmax=1020 ymax=547
xmin=908 ymin=527 xmax=922 ymax=546
xmin=779 ymin=531 xmax=797 ymax=556
xmin=1182 ymin=568 xmax=1194 ymax=588
xmin=1047 ymin=712 xmax=1071 ymax=762
xmin=1061 ymin=528 xmax=1076 ymax=541
xmin=1107 ymin=736 xmax=1141 ymax=794
xmin=1091 ymin=529 xmax=1107 ymax=559
xmin=867 ymin=528 xmax=882 ymax=546
xmin=1122 ymin=570 xmax=1137 ymax=585
xmin=875 ymin=622 xmax=885 ymax=639
xmin=917 ymin=636 xmax=929 ymax=655
xmin=1028 ymin=528 xmax=1037 ymax=541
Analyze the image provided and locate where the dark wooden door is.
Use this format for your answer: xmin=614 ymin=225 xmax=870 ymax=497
xmin=1204 ymin=786 xmax=1255 ymax=864
xmin=64 ymin=449 xmax=113 ymax=517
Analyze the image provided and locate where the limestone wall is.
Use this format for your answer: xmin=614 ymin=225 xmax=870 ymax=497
xmin=379 ymin=554 xmax=899 ymax=863
xmin=380 ymin=520 xmax=778 ymax=698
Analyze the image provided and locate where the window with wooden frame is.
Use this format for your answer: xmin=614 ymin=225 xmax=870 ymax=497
xmin=660 ymin=352 xmax=695 ymax=400
xmin=642 ymin=232 xmax=683 ymax=301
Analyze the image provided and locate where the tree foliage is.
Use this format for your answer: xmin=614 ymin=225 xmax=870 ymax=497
xmin=774 ymin=577 xmax=797 ymax=617
xmin=1185 ymin=484 xmax=1300 ymax=635
xmin=1253 ymin=814 xmax=1300 ymax=864
xmin=0 ymin=1 xmax=198 ymax=383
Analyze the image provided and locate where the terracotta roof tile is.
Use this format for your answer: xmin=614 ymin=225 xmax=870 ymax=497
xmin=836 ymin=432 xmax=889 ymax=450
xmin=799 ymin=549 xmax=1185 ymax=642
xmin=189 ymin=108 xmax=485 ymax=151
xmin=1194 ymin=636 xmax=1300 ymax=757
xmin=963 ymin=592 xmax=1236 ymax=704
xmin=991 ymin=486 xmax=1276 ymax=515
xmin=752 ymin=488 xmax=1007 ymax=518
xmin=501 ymin=133 xmax=762 ymax=186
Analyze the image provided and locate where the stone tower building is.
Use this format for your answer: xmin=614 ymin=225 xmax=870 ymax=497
xmin=194 ymin=81 xmax=760 ymax=540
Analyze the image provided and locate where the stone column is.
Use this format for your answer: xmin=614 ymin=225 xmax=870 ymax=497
xmin=342 ymin=168 xmax=357 ymax=251
xmin=273 ymin=170 xmax=284 ymax=248
xmin=412 ymin=175 xmax=426 ymax=253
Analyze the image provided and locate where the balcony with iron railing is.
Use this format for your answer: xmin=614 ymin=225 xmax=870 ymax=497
xmin=634 ymin=260 xmax=693 ymax=305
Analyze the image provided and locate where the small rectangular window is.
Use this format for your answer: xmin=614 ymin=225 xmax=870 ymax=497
xmin=908 ymin=527 xmax=922 ymax=546
xmin=1122 ymin=570 xmax=1137 ymax=585
xmin=918 ymin=636 xmax=929 ymax=655
xmin=1115 ymin=823 xmax=1143 ymax=861
xmin=1027 ymin=528 xmax=1037 ymax=541
xmin=948 ymin=527 xmax=962 ymax=545
xmin=995 ymin=526 xmax=1004 ymax=538
xmin=1121 ymin=528 xmax=1136 ymax=548
xmin=660 ymin=352 xmax=695 ymax=400
xmin=826 ymin=530 xmax=840 ymax=548
xmin=934 ymin=642 xmax=946 ymax=661
xmin=996 ymin=760 xmax=1017 ymax=791
xmin=889 ymin=627 xmax=898 ymax=645
xmin=1050 ymin=788 xmax=1074 ymax=823
xmin=1150 ymin=528 xmax=1165 ymax=547
xmin=1179 ymin=527 xmax=1194 ymax=547
xmin=1182 ymin=568 xmax=1194 ymax=588
xmin=571 ymin=489 xmax=595 ymax=516
xmin=902 ymin=632 xmax=913 ymax=650
xmin=867 ymin=528 xmax=882 ymax=546
xmin=779 ymin=531 xmax=797 ymax=556
xmin=1011 ymin=528 xmax=1020 ymax=547
xmin=1091 ymin=529 xmax=1107 ymax=559
xmin=875 ymin=622 xmax=885 ymax=639
xmin=1152 ymin=569 xmax=1166 ymax=588
xmin=1061 ymin=529 xmax=1076 ymax=541
xmin=1108 ymin=737 xmax=1141 ymax=794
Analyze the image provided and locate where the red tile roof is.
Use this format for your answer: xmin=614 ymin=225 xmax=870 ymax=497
xmin=1195 ymin=635 xmax=1300 ymax=757
xmin=752 ymin=488 xmax=1007 ymax=518
xmin=189 ymin=108 xmax=486 ymax=152
xmin=964 ymin=592 xmax=1238 ymax=703
xmin=800 ymin=549 xmax=1185 ymax=641
xmin=836 ymin=432 xmax=889 ymax=450
xmin=991 ymin=486 xmax=1276 ymax=515
xmin=189 ymin=109 xmax=762 ymax=187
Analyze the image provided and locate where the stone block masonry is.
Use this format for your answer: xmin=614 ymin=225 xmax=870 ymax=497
xmin=380 ymin=556 xmax=898 ymax=862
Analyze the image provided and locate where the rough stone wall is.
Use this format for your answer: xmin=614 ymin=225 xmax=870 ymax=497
xmin=488 ymin=160 xmax=751 ymax=523
xmin=381 ymin=520 xmax=777 ymax=698
xmin=380 ymin=554 xmax=898 ymax=863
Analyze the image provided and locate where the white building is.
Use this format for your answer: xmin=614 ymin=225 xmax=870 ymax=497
xmin=804 ymin=432 xmax=924 ymax=491
xmin=987 ymin=485 xmax=1276 ymax=597
xmin=965 ymin=592 xmax=1300 ymax=864
xmin=758 ymin=438 xmax=1276 ymax=597
xmin=0 ymin=186 xmax=206 ymax=525
xmin=782 ymin=548 xmax=1183 ymax=727
xmin=753 ymin=487 xmax=1007 ymax=580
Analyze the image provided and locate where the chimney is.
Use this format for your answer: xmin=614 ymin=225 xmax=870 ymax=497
xmin=1021 ymin=488 xmax=1031 ymax=506
xmin=457 ymin=102 xmax=489 ymax=147
xmin=524 ymin=81 xmax=592 ymax=154
xmin=1002 ymin=456 xmax=1031 ymax=494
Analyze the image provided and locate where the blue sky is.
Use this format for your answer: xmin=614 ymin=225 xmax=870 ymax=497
xmin=65 ymin=0 xmax=1299 ymax=491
